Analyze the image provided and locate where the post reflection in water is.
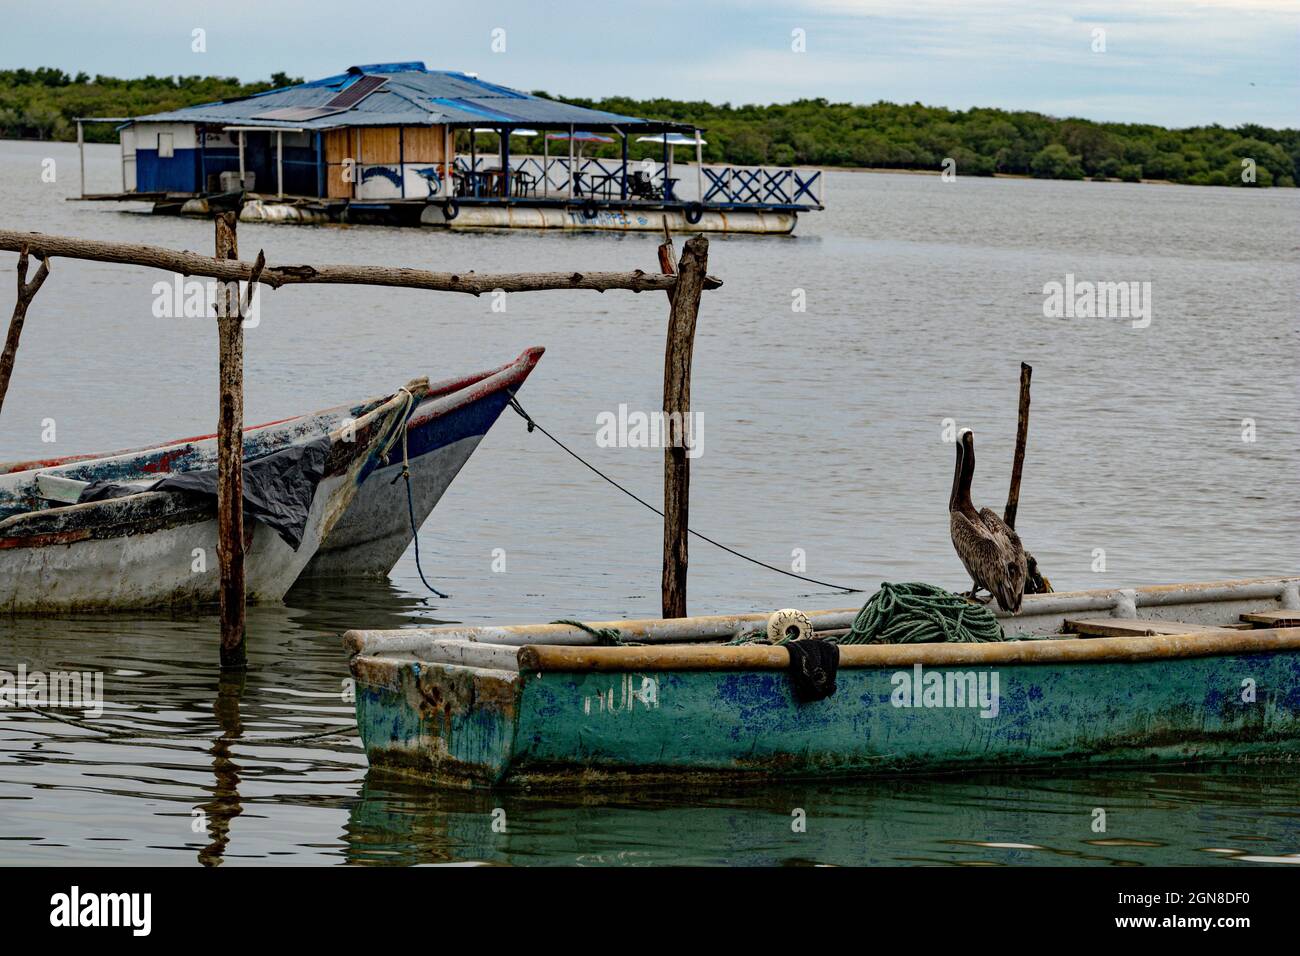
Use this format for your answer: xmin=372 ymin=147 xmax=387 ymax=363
xmin=198 ymin=671 xmax=246 ymax=867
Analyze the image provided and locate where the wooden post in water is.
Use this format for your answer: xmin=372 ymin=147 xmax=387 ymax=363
xmin=1004 ymin=361 xmax=1032 ymax=529
xmin=76 ymin=121 xmax=85 ymax=198
xmin=214 ymin=212 xmax=247 ymax=669
xmin=661 ymin=234 xmax=708 ymax=619
xmin=1003 ymin=361 xmax=1052 ymax=593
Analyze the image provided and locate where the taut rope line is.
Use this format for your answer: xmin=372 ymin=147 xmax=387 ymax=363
xmin=506 ymin=395 xmax=861 ymax=594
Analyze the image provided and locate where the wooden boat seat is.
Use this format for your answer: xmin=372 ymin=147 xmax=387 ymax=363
xmin=1241 ymin=609 xmax=1300 ymax=628
xmin=35 ymin=473 xmax=90 ymax=504
xmin=35 ymin=473 xmax=152 ymax=506
xmin=1064 ymin=617 xmax=1223 ymax=638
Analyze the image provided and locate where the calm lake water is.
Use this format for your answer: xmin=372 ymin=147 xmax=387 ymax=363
xmin=1 ymin=140 xmax=1297 ymax=865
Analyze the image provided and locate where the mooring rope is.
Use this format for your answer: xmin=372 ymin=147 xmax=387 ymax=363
xmin=376 ymin=386 xmax=416 ymax=462
xmin=387 ymin=387 xmax=450 ymax=600
xmin=17 ymin=705 xmax=357 ymax=744
xmin=506 ymin=395 xmax=862 ymax=594
xmin=551 ymin=619 xmax=635 ymax=646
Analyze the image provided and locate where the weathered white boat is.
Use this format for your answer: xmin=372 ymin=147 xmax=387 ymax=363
xmin=305 ymin=347 xmax=543 ymax=576
xmin=0 ymin=382 xmax=426 ymax=612
xmin=0 ymin=348 xmax=542 ymax=581
xmin=345 ymin=577 xmax=1300 ymax=788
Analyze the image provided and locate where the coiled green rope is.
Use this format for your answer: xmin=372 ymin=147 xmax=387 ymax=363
xmin=730 ymin=582 xmax=1005 ymax=646
xmin=838 ymin=582 xmax=1006 ymax=644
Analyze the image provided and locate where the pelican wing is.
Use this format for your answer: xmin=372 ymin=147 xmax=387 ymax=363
xmin=950 ymin=510 xmax=1004 ymax=593
xmin=978 ymin=508 xmax=1022 ymax=549
xmin=978 ymin=508 xmax=1028 ymax=612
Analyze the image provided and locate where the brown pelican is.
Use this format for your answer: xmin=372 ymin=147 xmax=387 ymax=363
xmin=949 ymin=429 xmax=1028 ymax=613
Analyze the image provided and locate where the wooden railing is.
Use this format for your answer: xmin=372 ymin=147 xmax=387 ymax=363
xmin=452 ymin=156 xmax=825 ymax=207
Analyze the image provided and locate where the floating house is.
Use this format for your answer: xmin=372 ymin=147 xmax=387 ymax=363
xmin=81 ymin=62 xmax=824 ymax=234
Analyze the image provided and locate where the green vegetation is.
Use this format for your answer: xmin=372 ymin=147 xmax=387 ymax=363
xmin=561 ymin=95 xmax=1297 ymax=187
xmin=2 ymin=68 xmax=1294 ymax=187
xmin=0 ymin=68 xmax=299 ymax=141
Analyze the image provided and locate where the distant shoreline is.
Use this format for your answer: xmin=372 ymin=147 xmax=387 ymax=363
xmin=828 ymin=164 xmax=1182 ymax=186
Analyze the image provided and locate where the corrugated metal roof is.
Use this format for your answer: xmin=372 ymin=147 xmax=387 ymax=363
xmin=130 ymin=62 xmax=691 ymax=132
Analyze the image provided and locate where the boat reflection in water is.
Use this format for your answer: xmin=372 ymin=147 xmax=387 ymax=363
xmin=343 ymin=763 xmax=1300 ymax=867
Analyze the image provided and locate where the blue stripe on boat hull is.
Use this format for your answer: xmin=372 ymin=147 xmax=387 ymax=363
xmin=300 ymin=389 xmax=514 ymax=577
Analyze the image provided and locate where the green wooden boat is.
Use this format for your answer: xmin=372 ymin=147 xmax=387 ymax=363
xmin=344 ymin=577 xmax=1300 ymax=789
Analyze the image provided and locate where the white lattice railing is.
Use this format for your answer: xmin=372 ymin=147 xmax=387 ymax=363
xmin=451 ymin=156 xmax=823 ymax=206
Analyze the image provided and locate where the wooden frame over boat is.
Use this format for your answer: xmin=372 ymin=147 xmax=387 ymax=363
xmin=0 ymin=225 xmax=716 ymax=665
xmin=346 ymin=577 xmax=1300 ymax=789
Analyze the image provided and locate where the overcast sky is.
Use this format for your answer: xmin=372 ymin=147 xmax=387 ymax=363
xmin=2 ymin=0 xmax=1296 ymax=128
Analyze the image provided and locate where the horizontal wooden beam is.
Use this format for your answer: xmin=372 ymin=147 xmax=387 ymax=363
xmin=515 ymin=626 xmax=1300 ymax=673
xmin=1241 ymin=609 xmax=1300 ymax=627
xmin=1063 ymin=617 xmax=1222 ymax=638
xmin=0 ymin=230 xmax=723 ymax=296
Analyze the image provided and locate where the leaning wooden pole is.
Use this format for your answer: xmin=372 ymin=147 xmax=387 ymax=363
xmin=661 ymin=234 xmax=708 ymax=619
xmin=657 ymin=216 xmax=675 ymax=275
xmin=214 ymin=213 xmax=247 ymax=669
xmin=0 ymin=245 xmax=51 ymax=418
xmin=1003 ymin=361 xmax=1051 ymax=593
xmin=1004 ymin=362 xmax=1032 ymax=529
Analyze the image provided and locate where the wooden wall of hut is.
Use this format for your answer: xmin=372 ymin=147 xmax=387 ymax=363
xmin=323 ymin=126 xmax=448 ymax=199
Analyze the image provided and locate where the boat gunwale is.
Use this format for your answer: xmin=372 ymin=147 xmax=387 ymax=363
xmin=342 ymin=575 xmax=1300 ymax=658
xmin=0 ymin=378 xmax=428 ymax=541
xmin=511 ymin=626 xmax=1300 ymax=672
xmin=349 ymin=625 xmax=1300 ymax=679
xmin=0 ymin=347 xmax=543 ymax=480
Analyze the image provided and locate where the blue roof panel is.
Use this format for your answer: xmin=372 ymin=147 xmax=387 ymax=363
xmin=131 ymin=63 xmax=689 ymax=132
xmin=347 ymin=61 xmax=427 ymax=74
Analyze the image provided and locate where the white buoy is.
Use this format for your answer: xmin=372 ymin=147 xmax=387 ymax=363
xmin=767 ymin=608 xmax=813 ymax=643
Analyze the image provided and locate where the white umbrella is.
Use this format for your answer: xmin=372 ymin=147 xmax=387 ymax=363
xmin=545 ymin=131 xmax=614 ymax=143
xmin=636 ymin=133 xmax=707 ymax=146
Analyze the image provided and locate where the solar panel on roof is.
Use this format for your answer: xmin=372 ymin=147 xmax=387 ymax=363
xmin=328 ymin=75 xmax=388 ymax=109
